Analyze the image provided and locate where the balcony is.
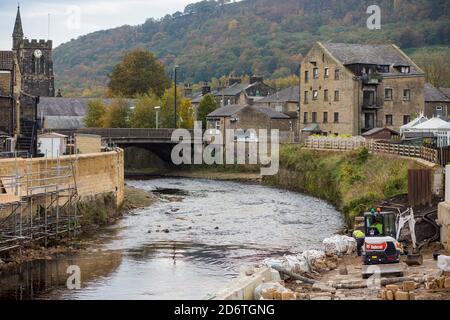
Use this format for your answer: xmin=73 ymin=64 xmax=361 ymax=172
xmin=362 ymin=73 xmax=382 ymax=85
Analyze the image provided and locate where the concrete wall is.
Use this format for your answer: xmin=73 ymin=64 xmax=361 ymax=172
xmin=0 ymin=149 xmax=124 ymax=215
xmin=75 ymin=134 xmax=102 ymax=154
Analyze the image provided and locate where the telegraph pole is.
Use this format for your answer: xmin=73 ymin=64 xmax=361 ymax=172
xmin=174 ymin=65 xmax=179 ymax=128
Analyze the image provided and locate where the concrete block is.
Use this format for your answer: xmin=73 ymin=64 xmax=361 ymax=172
xmin=409 ymin=292 xmax=416 ymax=301
xmin=281 ymin=291 xmax=297 ymax=300
xmin=445 ymin=278 xmax=450 ymax=289
xmin=402 ymin=281 xmax=416 ymax=292
xmin=380 ymin=289 xmax=387 ymax=300
xmin=438 ymin=202 xmax=450 ymax=226
xmin=386 ymin=290 xmax=394 ymax=300
xmin=395 ymin=291 xmax=409 ymax=301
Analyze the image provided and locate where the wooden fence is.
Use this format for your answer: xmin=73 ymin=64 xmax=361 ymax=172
xmin=306 ymin=137 xmax=440 ymax=164
xmin=408 ymin=169 xmax=432 ymax=206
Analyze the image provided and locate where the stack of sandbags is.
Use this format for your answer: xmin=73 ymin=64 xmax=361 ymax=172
xmin=381 ymin=283 xmax=416 ymax=301
xmin=254 ymin=282 xmax=297 ymax=300
xmin=323 ymin=235 xmax=356 ymax=256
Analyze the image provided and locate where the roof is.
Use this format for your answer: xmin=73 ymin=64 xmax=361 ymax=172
xmin=424 ymin=83 xmax=450 ymax=102
xmin=257 ymin=106 xmax=290 ymax=119
xmin=301 ymin=124 xmax=322 ymax=132
xmin=439 ymin=88 xmax=450 ymax=99
xmin=257 ymin=86 xmax=299 ymax=104
xmin=362 ymin=127 xmax=399 ymax=137
xmin=0 ymin=51 xmax=14 ymax=71
xmin=221 ymin=83 xmax=249 ymax=96
xmin=413 ymin=117 xmax=450 ymax=130
xmin=37 ymin=97 xmax=136 ymax=117
xmin=322 ymin=43 xmax=422 ymax=75
xmin=207 ymin=105 xmax=247 ymax=117
xmin=38 ymin=132 xmax=68 ymax=138
xmin=44 ymin=116 xmax=85 ymax=130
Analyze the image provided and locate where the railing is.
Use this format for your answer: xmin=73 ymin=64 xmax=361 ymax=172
xmin=48 ymin=128 xmax=191 ymax=140
xmin=306 ymin=137 xmax=439 ymax=164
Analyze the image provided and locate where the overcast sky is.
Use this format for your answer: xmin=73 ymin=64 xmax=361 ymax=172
xmin=0 ymin=0 xmax=195 ymax=50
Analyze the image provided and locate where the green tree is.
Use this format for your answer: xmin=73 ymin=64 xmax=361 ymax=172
xmin=130 ymin=94 xmax=161 ymax=128
xmin=102 ymin=99 xmax=131 ymax=128
xmin=179 ymin=98 xmax=194 ymax=129
xmin=160 ymin=87 xmax=183 ymax=128
xmin=108 ymin=48 xmax=170 ymax=98
xmin=197 ymin=94 xmax=217 ymax=129
xmin=84 ymin=99 xmax=106 ymax=128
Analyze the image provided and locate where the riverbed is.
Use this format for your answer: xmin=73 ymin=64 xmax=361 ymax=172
xmin=0 ymin=178 xmax=344 ymax=300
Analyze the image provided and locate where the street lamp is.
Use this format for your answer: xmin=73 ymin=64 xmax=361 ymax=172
xmin=174 ymin=65 xmax=179 ymax=128
xmin=154 ymin=106 xmax=161 ymax=129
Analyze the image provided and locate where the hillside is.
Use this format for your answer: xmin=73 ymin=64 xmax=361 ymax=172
xmin=53 ymin=0 xmax=450 ymax=97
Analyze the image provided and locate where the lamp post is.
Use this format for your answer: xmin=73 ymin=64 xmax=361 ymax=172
xmin=174 ymin=65 xmax=179 ymax=128
xmin=154 ymin=106 xmax=161 ymax=129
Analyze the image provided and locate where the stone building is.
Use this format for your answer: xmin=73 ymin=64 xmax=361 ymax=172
xmin=206 ymin=104 xmax=298 ymax=143
xmin=299 ymin=42 xmax=425 ymax=138
xmin=424 ymin=83 xmax=449 ymax=118
xmin=188 ymin=76 xmax=276 ymax=109
xmin=255 ymin=86 xmax=299 ymax=113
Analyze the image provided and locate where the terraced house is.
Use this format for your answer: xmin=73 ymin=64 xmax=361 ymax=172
xmin=299 ymin=42 xmax=425 ymax=138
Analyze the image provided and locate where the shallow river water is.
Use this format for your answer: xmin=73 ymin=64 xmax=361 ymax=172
xmin=0 ymin=178 xmax=344 ymax=300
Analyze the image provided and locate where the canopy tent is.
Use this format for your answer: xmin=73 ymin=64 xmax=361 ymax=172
xmin=413 ymin=117 xmax=450 ymax=130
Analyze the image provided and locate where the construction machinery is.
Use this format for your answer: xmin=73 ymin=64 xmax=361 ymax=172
xmin=361 ymin=208 xmax=405 ymax=279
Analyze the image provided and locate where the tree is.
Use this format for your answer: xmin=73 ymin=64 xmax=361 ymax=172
xmin=179 ymin=99 xmax=195 ymax=129
xmin=108 ymin=48 xmax=171 ymax=98
xmin=84 ymin=99 xmax=106 ymax=128
xmin=412 ymin=49 xmax=450 ymax=88
xmin=160 ymin=87 xmax=183 ymax=128
xmin=102 ymin=99 xmax=131 ymax=128
xmin=130 ymin=94 xmax=161 ymax=128
xmin=197 ymin=94 xmax=217 ymax=129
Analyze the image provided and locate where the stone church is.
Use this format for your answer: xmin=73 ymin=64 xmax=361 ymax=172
xmin=0 ymin=6 xmax=55 ymax=155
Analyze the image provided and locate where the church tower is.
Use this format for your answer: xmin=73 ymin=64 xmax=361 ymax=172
xmin=13 ymin=6 xmax=55 ymax=97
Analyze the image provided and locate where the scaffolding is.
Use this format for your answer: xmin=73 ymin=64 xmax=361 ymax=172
xmin=0 ymin=153 xmax=79 ymax=254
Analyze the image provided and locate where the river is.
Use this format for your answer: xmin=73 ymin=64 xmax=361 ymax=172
xmin=0 ymin=178 xmax=344 ymax=300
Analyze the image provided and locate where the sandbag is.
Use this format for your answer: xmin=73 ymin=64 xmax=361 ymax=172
xmin=437 ymin=255 xmax=450 ymax=272
xmin=263 ymin=255 xmax=309 ymax=274
xmin=323 ymin=235 xmax=356 ymax=255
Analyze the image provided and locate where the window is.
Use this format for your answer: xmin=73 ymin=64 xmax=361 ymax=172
xmin=305 ymin=71 xmax=309 ymax=83
xmin=303 ymin=112 xmax=308 ymax=124
xmin=323 ymin=112 xmax=328 ymax=123
xmin=215 ymin=120 xmax=221 ymax=130
xmin=334 ymin=112 xmax=339 ymax=123
xmin=313 ymin=67 xmax=319 ymax=79
xmin=436 ymin=106 xmax=443 ymax=117
xmin=312 ymin=90 xmax=318 ymax=100
xmin=312 ymin=112 xmax=317 ymax=123
xmin=386 ymin=114 xmax=393 ymax=126
xmin=403 ymin=115 xmax=411 ymax=125
xmin=334 ymin=90 xmax=340 ymax=101
xmin=385 ymin=88 xmax=393 ymax=100
xmin=335 ymin=69 xmax=340 ymax=80
xmin=304 ymin=91 xmax=309 ymax=104
xmin=400 ymin=66 xmax=410 ymax=74
xmin=324 ymin=68 xmax=329 ymax=78
xmin=324 ymin=89 xmax=329 ymax=101
xmin=403 ymin=89 xmax=411 ymax=101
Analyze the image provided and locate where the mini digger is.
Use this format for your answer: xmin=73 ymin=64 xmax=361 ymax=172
xmin=360 ymin=208 xmax=405 ymax=279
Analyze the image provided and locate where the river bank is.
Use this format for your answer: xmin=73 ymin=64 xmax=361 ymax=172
xmin=0 ymin=186 xmax=157 ymax=274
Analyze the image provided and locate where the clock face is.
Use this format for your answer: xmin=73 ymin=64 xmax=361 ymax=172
xmin=34 ymin=49 xmax=42 ymax=59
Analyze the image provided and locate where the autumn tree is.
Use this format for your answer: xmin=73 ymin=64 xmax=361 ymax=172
xmin=108 ymin=48 xmax=171 ymax=98
xmin=102 ymin=99 xmax=131 ymax=128
xmin=197 ymin=94 xmax=217 ymax=129
xmin=179 ymin=99 xmax=194 ymax=129
xmin=412 ymin=49 xmax=450 ymax=88
xmin=160 ymin=87 xmax=183 ymax=128
xmin=130 ymin=94 xmax=162 ymax=128
xmin=84 ymin=99 xmax=106 ymax=128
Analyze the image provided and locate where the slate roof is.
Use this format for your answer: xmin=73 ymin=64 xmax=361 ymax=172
xmin=322 ymin=43 xmax=422 ymax=75
xmin=362 ymin=127 xmax=399 ymax=136
xmin=37 ymin=97 xmax=136 ymax=117
xmin=0 ymin=51 xmax=14 ymax=70
xmin=257 ymin=107 xmax=290 ymax=119
xmin=44 ymin=116 xmax=85 ymax=130
xmin=424 ymin=83 xmax=450 ymax=102
xmin=257 ymin=86 xmax=299 ymax=103
xmin=439 ymin=88 xmax=450 ymax=99
xmin=207 ymin=105 xmax=247 ymax=117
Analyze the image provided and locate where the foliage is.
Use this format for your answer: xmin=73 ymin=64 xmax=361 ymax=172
xmin=160 ymin=87 xmax=183 ymax=128
xmin=107 ymin=48 xmax=171 ymax=98
xmin=101 ymin=99 xmax=131 ymax=128
xmin=54 ymin=0 xmax=450 ymax=96
xmin=84 ymin=99 xmax=106 ymax=128
xmin=409 ymin=46 xmax=450 ymax=87
xmin=179 ymin=98 xmax=195 ymax=129
xmin=197 ymin=94 xmax=217 ymax=129
xmin=265 ymin=145 xmax=414 ymax=225
xmin=130 ymin=93 xmax=162 ymax=128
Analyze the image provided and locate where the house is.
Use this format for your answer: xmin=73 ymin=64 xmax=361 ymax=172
xmin=206 ymin=104 xmax=298 ymax=143
xmin=188 ymin=76 xmax=276 ymax=109
xmin=424 ymin=83 xmax=449 ymax=118
xmin=254 ymin=86 xmax=299 ymax=113
xmin=299 ymin=42 xmax=425 ymax=139
xmin=362 ymin=127 xmax=399 ymax=140
xmin=440 ymin=88 xmax=450 ymax=101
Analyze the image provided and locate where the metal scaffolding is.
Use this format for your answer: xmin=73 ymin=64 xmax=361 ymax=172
xmin=0 ymin=153 xmax=79 ymax=254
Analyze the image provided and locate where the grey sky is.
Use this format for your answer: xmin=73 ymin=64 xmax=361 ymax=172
xmin=0 ymin=0 xmax=194 ymax=50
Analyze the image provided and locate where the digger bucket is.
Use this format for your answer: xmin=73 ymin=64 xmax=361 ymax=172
xmin=405 ymin=253 xmax=423 ymax=266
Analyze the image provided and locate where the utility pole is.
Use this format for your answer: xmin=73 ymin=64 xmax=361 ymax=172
xmin=174 ymin=65 xmax=179 ymax=128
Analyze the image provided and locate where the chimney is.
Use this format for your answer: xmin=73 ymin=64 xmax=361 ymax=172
xmin=183 ymin=83 xmax=192 ymax=97
xmin=228 ymin=77 xmax=242 ymax=86
xmin=250 ymin=76 xmax=264 ymax=84
xmin=202 ymin=82 xmax=211 ymax=96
